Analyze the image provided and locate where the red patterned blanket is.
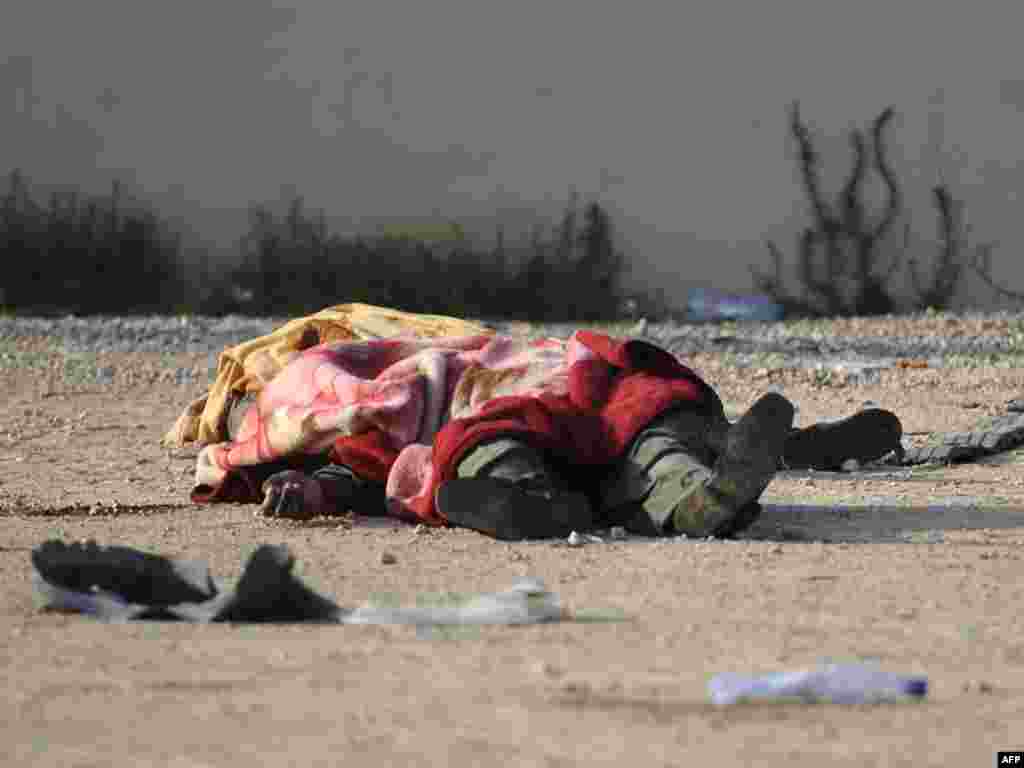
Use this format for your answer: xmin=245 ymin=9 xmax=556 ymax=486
xmin=191 ymin=331 xmax=713 ymax=525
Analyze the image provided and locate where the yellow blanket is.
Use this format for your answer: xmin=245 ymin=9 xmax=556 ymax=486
xmin=162 ymin=303 xmax=493 ymax=447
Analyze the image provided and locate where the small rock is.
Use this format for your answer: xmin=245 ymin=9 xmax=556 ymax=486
xmin=379 ymin=551 xmax=397 ymax=565
xmin=609 ymin=526 xmax=628 ymax=540
xmin=561 ymin=680 xmax=592 ymax=696
xmin=413 ymin=524 xmax=428 ymax=536
xmin=565 ymin=531 xmax=603 ymax=546
xmin=962 ymin=680 xmax=994 ymax=694
xmin=841 ymin=459 xmax=861 ymax=472
xmin=536 ymin=661 xmax=564 ymax=679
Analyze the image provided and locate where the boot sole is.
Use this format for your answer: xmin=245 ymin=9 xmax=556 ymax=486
xmin=712 ymin=392 xmax=795 ymax=505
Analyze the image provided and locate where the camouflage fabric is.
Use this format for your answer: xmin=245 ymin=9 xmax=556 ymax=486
xmin=458 ymin=405 xmax=746 ymax=538
xmin=601 ymin=406 xmax=737 ymax=537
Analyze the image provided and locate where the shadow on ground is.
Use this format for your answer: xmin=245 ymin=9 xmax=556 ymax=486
xmin=744 ymin=502 xmax=1024 ymax=543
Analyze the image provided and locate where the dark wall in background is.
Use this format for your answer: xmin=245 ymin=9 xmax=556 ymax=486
xmin=4 ymin=0 xmax=1024 ymax=309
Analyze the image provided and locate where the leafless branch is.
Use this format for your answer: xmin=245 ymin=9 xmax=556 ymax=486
xmin=870 ymin=107 xmax=900 ymax=243
xmin=968 ymin=240 xmax=1024 ymax=300
xmin=840 ymin=131 xmax=867 ymax=235
xmin=790 ymin=102 xmax=833 ymax=228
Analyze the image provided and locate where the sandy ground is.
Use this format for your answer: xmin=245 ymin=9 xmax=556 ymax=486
xmin=3 ymin=321 xmax=1024 ymax=767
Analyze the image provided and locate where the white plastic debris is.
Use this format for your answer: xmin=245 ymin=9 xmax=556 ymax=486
xmin=566 ymin=531 xmax=603 ymax=547
xmin=347 ymin=578 xmax=562 ymax=626
xmin=708 ymin=663 xmax=928 ymax=706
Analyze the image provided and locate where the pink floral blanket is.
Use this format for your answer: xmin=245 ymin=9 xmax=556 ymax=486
xmin=191 ymin=331 xmax=712 ymax=524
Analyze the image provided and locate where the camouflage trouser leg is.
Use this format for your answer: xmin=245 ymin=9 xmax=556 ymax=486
xmin=456 ymin=438 xmax=560 ymax=486
xmin=445 ymin=437 xmax=593 ymax=539
xmin=601 ymin=400 xmax=746 ymax=538
xmin=454 ymin=383 xmax=732 ymax=482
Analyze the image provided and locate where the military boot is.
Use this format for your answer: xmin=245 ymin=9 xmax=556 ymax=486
xmin=782 ymin=408 xmax=904 ymax=470
xmin=603 ymin=393 xmax=794 ymax=538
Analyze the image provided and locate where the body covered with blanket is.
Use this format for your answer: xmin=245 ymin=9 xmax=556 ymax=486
xmin=191 ymin=329 xmax=717 ymax=529
xmin=181 ymin=304 xmax=902 ymax=539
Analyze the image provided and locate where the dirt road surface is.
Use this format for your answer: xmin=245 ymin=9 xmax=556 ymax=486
xmin=2 ymin=317 xmax=1023 ymax=766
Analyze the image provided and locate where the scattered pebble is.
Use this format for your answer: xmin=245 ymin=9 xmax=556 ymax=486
xmin=379 ymin=552 xmax=397 ymax=565
xmin=561 ymin=680 xmax=592 ymax=696
xmin=536 ymin=661 xmax=564 ymax=679
xmin=904 ymin=530 xmax=944 ymax=545
xmin=962 ymin=680 xmax=994 ymax=694
xmin=566 ymin=531 xmax=603 ymax=547
xmin=4 ymin=311 xmax=1024 ymax=366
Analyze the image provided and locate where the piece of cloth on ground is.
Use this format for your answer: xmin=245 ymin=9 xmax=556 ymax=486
xmin=189 ymin=329 xmax=716 ymax=526
xmin=32 ymin=540 xmax=564 ymax=625
xmin=162 ymin=303 xmax=493 ymax=448
xmin=898 ymin=408 xmax=1024 ymax=465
